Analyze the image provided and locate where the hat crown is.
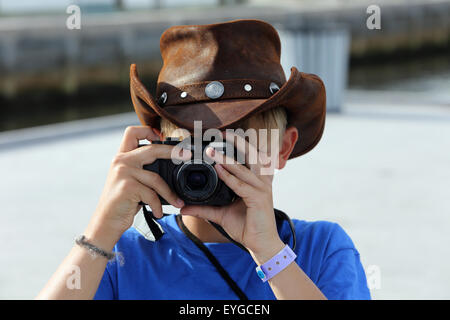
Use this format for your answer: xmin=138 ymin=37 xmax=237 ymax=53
xmin=156 ymin=19 xmax=287 ymax=97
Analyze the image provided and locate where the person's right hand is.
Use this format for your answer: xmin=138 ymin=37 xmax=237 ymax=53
xmin=84 ymin=126 xmax=190 ymax=248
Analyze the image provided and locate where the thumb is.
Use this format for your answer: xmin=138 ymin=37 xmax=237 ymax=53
xmin=180 ymin=205 xmax=224 ymax=226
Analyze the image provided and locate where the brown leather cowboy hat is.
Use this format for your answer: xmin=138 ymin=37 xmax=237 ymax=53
xmin=130 ymin=19 xmax=326 ymax=159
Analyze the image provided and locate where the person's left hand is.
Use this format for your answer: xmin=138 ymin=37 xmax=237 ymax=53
xmin=180 ymin=131 xmax=285 ymax=263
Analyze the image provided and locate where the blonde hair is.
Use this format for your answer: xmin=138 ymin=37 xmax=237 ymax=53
xmin=160 ymin=107 xmax=288 ymax=142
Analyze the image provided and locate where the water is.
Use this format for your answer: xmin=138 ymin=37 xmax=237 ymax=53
xmin=0 ymin=0 xmax=216 ymax=14
xmin=348 ymin=53 xmax=450 ymax=104
xmin=2 ymin=53 xmax=449 ymax=132
xmin=0 ymin=0 xmax=74 ymax=13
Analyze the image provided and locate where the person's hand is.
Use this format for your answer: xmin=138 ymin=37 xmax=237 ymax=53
xmin=85 ymin=126 xmax=190 ymax=248
xmin=180 ymin=131 xmax=284 ymax=264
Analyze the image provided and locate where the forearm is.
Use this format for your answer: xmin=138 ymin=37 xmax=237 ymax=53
xmin=36 ymin=222 xmax=120 ymax=300
xmin=250 ymin=239 xmax=327 ymax=300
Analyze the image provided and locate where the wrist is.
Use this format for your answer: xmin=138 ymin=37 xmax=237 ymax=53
xmin=83 ymin=219 xmax=123 ymax=253
xmin=249 ymin=237 xmax=285 ymax=266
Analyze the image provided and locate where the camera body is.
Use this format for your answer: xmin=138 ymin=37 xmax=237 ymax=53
xmin=141 ymin=137 xmax=237 ymax=206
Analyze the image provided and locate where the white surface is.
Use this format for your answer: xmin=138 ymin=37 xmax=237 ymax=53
xmin=273 ymin=104 xmax=450 ymax=299
xmin=0 ymin=99 xmax=449 ymax=299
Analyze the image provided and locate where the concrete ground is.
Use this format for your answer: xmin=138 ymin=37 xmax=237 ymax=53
xmin=0 ymin=91 xmax=449 ymax=299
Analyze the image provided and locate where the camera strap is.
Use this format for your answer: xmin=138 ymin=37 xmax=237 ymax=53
xmin=208 ymin=221 xmax=249 ymax=252
xmin=175 ymin=214 xmax=249 ymax=300
xmin=141 ymin=205 xmax=296 ymax=300
xmin=141 ymin=203 xmax=167 ymax=241
xmin=207 ymin=208 xmax=297 ymax=252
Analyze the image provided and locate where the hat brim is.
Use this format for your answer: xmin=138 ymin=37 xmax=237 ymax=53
xmin=130 ymin=64 xmax=326 ymax=159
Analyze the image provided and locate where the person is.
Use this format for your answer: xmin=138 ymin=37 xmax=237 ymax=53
xmin=36 ymin=19 xmax=370 ymax=300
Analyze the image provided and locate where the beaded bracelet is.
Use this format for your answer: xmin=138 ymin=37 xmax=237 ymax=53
xmin=75 ymin=235 xmax=116 ymax=260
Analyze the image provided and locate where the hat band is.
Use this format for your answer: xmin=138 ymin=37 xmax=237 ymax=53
xmin=156 ymin=79 xmax=280 ymax=107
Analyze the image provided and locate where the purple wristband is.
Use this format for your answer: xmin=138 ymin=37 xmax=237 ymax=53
xmin=255 ymin=245 xmax=297 ymax=282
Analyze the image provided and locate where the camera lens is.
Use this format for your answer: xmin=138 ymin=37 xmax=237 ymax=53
xmin=175 ymin=161 xmax=218 ymax=202
xmin=186 ymin=171 xmax=207 ymax=190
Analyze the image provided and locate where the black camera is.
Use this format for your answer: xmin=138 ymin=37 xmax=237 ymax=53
xmin=140 ymin=137 xmax=239 ymax=206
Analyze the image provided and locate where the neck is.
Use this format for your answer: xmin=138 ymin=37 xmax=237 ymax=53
xmin=179 ymin=215 xmax=230 ymax=243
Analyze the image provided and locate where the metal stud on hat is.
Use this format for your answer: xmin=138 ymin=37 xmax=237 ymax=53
xmin=158 ymin=92 xmax=168 ymax=105
xmin=205 ymin=81 xmax=224 ymax=99
xmin=269 ymin=82 xmax=280 ymax=94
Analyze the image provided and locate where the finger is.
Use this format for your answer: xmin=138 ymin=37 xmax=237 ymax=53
xmin=225 ymin=131 xmax=277 ymax=180
xmin=124 ymin=144 xmax=192 ymax=168
xmin=136 ymin=181 xmax=164 ymax=218
xmin=206 ymin=146 xmax=264 ymax=189
xmin=223 ymin=130 xmax=272 ymax=169
xmin=119 ymin=126 xmax=160 ymax=153
xmin=214 ymin=163 xmax=254 ymax=198
xmin=180 ymin=204 xmax=224 ymax=226
xmin=128 ymin=167 xmax=184 ymax=208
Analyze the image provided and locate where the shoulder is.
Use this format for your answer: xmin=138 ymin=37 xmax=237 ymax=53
xmin=297 ymin=219 xmax=356 ymax=250
xmin=112 ymin=214 xmax=182 ymax=258
xmin=114 ymin=226 xmax=146 ymax=249
xmin=280 ymin=218 xmax=360 ymax=267
xmin=116 ymin=214 xmax=174 ymax=246
xmin=105 ymin=216 xmax=175 ymax=274
xmin=286 ymin=219 xmax=356 ymax=250
xmin=106 ymin=227 xmax=149 ymax=267
xmin=285 ymin=219 xmax=371 ymax=299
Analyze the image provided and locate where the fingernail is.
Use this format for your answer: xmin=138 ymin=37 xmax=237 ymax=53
xmin=207 ymin=146 xmax=215 ymax=157
xmin=176 ymin=198 xmax=185 ymax=207
xmin=181 ymin=148 xmax=191 ymax=158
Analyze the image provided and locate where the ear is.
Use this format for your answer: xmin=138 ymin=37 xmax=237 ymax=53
xmin=277 ymin=126 xmax=298 ymax=170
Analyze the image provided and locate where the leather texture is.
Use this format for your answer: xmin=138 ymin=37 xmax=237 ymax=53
xmin=130 ymin=18 xmax=326 ymax=159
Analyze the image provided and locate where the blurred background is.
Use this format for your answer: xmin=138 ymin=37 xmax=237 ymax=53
xmin=0 ymin=0 xmax=449 ymax=299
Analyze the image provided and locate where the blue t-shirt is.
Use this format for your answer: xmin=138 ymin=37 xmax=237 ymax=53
xmin=94 ymin=214 xmax=371 ymax=300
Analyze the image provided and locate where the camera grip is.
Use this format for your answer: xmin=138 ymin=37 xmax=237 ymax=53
xmin=142 ymin=159 xmax=171 ymax=206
